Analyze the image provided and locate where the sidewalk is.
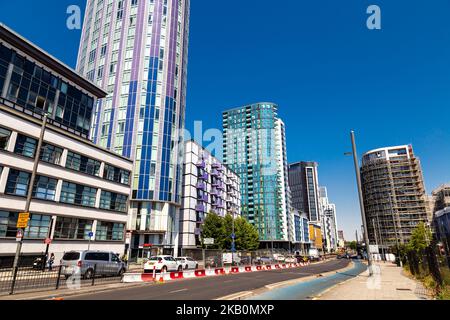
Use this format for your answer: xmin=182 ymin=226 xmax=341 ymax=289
xmin=316 ymin=262 xmax=431 ymax=300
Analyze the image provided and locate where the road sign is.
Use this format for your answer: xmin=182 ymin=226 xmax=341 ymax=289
xmin=88 ymin=232 xmax=94 ymax=238
xmin=16 ymin=229 xmax=24 ymax=242
xmin=16 ymin=212 xmax=30 ymax=229
xmin=231 ymin=233 xmax=236 ymax=239
xmin=204 ymin=238 xmax=214 ymax=245
xmin=44 ymin=238 xmax=52 ymax=245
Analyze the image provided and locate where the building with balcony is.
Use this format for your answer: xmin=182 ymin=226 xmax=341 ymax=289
xmin=360 ymin=145 xmax=429 ymax=250
xmin=222 ymin=103 xmax=291 ymax=249
xmin=0 ymin=24 xmax=133 ymax=266
xmin=319 ymin=187 xmax=338 ymax=253
xmin=179 ymin=140 xmax=241 ymax=249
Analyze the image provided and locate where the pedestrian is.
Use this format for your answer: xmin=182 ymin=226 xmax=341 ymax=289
xmin=121 ymin=253 xmax=129 ymax=266
xmin=48 ymin=253 xmax=55 ymax=271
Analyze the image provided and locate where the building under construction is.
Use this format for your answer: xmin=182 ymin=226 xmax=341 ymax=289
xmin=360 ymin=145 xmax=429 ymax=250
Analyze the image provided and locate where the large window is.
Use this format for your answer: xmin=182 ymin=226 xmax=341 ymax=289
xmin=40 ymin=143 xmax=63 ymax=165
xmin=14 ymin=134 xmax=37 ymax=158
xmin=5 ymin=169 xmax=30 ymax=196
xmin=100 ymin=191 xmax=128 ymax=213
xmin=60 ymin=181 xmax=97 ymax=207
xmin=0 ymin=127 xmax=11 ymax=150
xmin=32 ymin=176 xmax=57 ymax=201
xmin=96 ymin=221 xmax=124 ymax=241
xmin=66 ymin=151 xmax=101 ymax=176
xmin=0 ymin=211 xmax=50 ymax=239
xmin=103 ymin=164 xmax=130 ymax=185
xmin=53 ymin=217 xmax=93 ymax=240
xmin=0 ymin=43 xmax=94 ymax=137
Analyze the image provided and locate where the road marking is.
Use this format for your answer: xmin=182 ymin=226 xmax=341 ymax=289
xmin=169 ymin=288 xmax=188 ymax=294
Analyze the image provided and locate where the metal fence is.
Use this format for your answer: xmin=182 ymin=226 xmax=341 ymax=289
xmin=0 ymin=256 xmax=124 ymax=296
xmin=404 ymin=244 xmax=450 ymax=297
xmin=179 ymin=248 xmax=310 ymax=268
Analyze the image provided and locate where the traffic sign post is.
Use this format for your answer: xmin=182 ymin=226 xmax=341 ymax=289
xmin=88 ymin=232 xmax=94 ymax=250
xmin=16 ymin=229 xmax=24 ymax=242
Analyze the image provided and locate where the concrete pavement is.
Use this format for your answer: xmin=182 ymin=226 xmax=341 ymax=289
xmin=315 ymin=262 xmax=432 ymax=300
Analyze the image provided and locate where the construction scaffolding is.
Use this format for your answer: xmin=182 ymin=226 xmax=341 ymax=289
xmin=361 ymin=146 xmax=430 ymax=250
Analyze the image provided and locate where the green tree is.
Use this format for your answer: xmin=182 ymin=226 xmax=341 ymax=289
xmin=348 ymin=241 xmax=357 ymax=251
xmin=201 ymin=212 xmax=225 ymax=249
xmin=235 ymin=217 xmax=259 ymax=250
xmin=407 ymin=222 xmax=432 ymax=253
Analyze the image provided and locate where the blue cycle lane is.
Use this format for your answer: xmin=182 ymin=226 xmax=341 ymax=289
xmin=248 ymin=260 xmax=367 ymax=300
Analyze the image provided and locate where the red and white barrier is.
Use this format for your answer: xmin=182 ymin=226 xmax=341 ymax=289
xmin=122 ymin=261 xmax=311 ymax=283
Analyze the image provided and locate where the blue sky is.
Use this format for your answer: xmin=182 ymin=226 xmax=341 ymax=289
xmin=1 ymin=0 xmax=450 ymax=241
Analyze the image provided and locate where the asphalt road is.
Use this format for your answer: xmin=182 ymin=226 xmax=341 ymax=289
xmin=66 ymin=259 xmax=350 ymax=300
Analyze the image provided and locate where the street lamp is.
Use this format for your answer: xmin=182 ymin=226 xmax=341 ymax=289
xmin=346 ymin=130 xmax=373 ymax=276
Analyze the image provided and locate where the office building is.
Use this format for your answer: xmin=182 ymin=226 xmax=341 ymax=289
xmin=288 ymin=161 xmax=322 ymax=223
xmin=222 ymin=103 xmax=290 ymax=249
xmin=338 ymin=230 xmax=345 ymax=249
xmin=0 ymin=24 xmax=133 ymax=265
xmin=293 ymin=209 xmax=311 ymax=254
xmin=76 ymin=0 xmax=191 ymax=258
xmin=361 ymin=145 xmax=429 ymax=249
xmin=179 ymin=140 xmax=241 ymax=249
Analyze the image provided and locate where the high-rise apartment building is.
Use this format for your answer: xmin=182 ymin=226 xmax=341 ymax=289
xmin=222 ymin=103 xmax=291 ymax=249
xmin=77 ymin=0 xmax=190 ymax=258
xmin=288 ymin=162 xmax=322 ymax=223
xmin=361 ymin=145 xmax=429 ymax=249
xmin=180 ymin=140 xmax=241 ymax=249
xmin=319 ymin=187 xmax=338 ymax=253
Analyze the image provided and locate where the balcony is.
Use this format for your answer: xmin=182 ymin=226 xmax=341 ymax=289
xmin=196 ymin=182 xmax=206 ymax=190
xmin=211 ymin=169 xmax=220 ymax=177
xmin=196 ymin=160 xmax=206 ymax=169
xmin=195 ymin=203 xmax=205 ymax=212
xmin=199 ymin=172 xmax=209 ymax=181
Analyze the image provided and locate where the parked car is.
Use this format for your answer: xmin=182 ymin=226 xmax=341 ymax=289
xmin=176 ymin=257 xmax=199 ymax=270
xmin=284 ymin=256 xmax=297 ymax=263
xmin=61 ymin=251 xmax=127 ymax=280
xmin=144 ymin=255 xmax=183 ymax=273
xmin=255 ymin=256 xmax=274 ymax=265
xmin=309 ymin=255 xmax=320 ymax=262
xmin=273 ymin=254 xmax=286 ymax=263
xmin=239 ymin=256 xmax=252 ymax=266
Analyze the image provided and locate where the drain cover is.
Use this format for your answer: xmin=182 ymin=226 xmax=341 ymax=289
xmin=396 ymin=288 xmax=412 ymax=291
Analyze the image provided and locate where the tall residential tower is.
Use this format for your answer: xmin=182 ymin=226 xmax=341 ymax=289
xmin=361 ymin=145 xmax=429 ymax=250
xmin=222 ymin=103 xmax=292 ymax=249
xmin=77 ymin=0 xmax=190 ymax=258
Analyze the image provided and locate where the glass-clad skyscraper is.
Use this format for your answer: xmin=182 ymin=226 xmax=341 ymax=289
xmin=223 ymin=103 xmax=291 ymax=248
xmin=77 ymin=0 xmax=190 ymax=258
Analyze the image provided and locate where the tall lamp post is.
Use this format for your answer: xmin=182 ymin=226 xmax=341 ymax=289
xmin=347 ymin=130 xmax=373 ymax=276
xmin=12 ymin=114 xmax=48 ymax=271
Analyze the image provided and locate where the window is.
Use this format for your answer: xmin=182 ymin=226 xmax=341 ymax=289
xmin=25 ymin=214 xmax=51 ymax=238
xmin=66 ymin=151 xmax=101 ymax=176
xmin=0 ymin=211 xmax=50 ymax=239
xmin=40 ymin=143 xmax=63 ymax=165
xmin=54 ymin=217 xmax=93 ymax=240
xmin=100 ymin=191 xmax=128 ymax=212
xmin=14 ymin=134 xmax=37 ymax=158
xmin=96 ymin=221 xmax=124 ymax=241
xmin=103 ymin=164 xmax=131 ymax=185
xmin=32 ymin=176 xmax=57 ymax=201
xmin=60 ymin=182 xmax=97 ymax=207
xmin=5 ymin=169 xmax=30 ymax=196
xmin=0 ymin=127 xmax=11 ymax=150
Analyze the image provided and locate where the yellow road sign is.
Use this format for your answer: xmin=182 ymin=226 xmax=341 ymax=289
xmin=17 ymin=212 xmax=30 ymax=229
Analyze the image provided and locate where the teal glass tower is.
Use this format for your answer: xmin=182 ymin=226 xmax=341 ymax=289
xmin=223 ymin=103 xmax=291 ymax=248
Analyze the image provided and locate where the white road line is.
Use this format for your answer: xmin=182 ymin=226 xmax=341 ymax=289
xmin=169 ymin=288 xmax=188 ymax=294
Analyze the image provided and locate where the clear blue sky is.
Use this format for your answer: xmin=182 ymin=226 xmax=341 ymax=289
xmin=2 ymin=0 xmax=450 ymax=241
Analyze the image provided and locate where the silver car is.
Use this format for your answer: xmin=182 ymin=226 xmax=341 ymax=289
xmin=61 ymin=251 xmax=127 ymax=279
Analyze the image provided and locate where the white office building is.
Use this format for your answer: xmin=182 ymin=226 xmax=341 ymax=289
xmin=0 ymin=24 xmax=133 ymax=266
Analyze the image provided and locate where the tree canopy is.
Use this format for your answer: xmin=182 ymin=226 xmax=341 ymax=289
xmin=201 ymin=213 xmax=260 ymax=250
